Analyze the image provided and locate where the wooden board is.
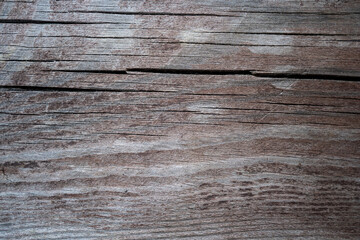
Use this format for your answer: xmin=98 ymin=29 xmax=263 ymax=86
xmin=1 ymin=1 xmax=360 ymax=239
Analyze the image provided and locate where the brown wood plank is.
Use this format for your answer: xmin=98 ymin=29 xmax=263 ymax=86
xmin=1 ymin=0 xmax=360 ymax=84
xmin=0 ymin=1 xmax=360 ymax=239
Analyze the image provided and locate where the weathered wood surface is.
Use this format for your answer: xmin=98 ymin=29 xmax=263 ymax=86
xmin=1 ymin=0 xmax=360 ymax=239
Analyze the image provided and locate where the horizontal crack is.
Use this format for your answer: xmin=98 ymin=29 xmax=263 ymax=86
xmin=1 ymin=68 xmax=357 ymax=93
xmin=11 ymin=67 xmax=360 ymax=81
xmin=70 ymin=10 xmax=236 ymax=17
xmin=195 ymin=31 xmax=360 ymax=36
xmin=161 ymin=41 xmax=317 ymax=47
xmin=46 ymin=69 xmax=128 ymax=74
xmin=1 ymin=59 xmax=102 ymax=62
xmin=127 ymin=68 xmax=359 ymax=81
xmin=126 ymin=68 xmax=254 ymax=75
xmin=258 ymin=102 xmax=338 ymax=107
xmin=0 ymin=19 xmax=123 ymax=24
xmin=252 ymin=72 xmax=359 ymax=81
xmin=0 ymin=85 xmax=173 ymax=93
xmin=227 ymin=10 xmax=360 ymax=15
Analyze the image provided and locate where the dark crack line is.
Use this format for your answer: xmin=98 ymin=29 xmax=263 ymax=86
xmin=70 ymin=10 xmax=236 ymax=17
xmin=0 ymin=68 xmax=358 ymax=93
xmin=0 ymin=85 xmax=173 ymax=93
xmin=1 ymin=59 xmax=104 ymax=63
xmin=128 ymin=68 xmax=359 ymax=81
xmin=46 ymin=69 xmax=128 ymax=74
xmin=96 ymin=133 xmax=166 ymax=137
xmin=126 ymin=68 xmax=254 ymax=75
xmin=258 ymin=102 xmax=339 ymax=107
xmin=26 ymin=35 xmax=170 ymax=40
xmin=194 ymin=31 xmax=360 ymax=37
xmin=0 ymin=19 xmax=126 ymax=24
xmin=7 ymin=67 xmax=360 ymax=82
xmin=157 ymin=41 xmax=320 ymax=48
xmin=227 ymin=10 xmax=360 ymax=15
xmin=252 ymin=72 xmax=359 ymax=81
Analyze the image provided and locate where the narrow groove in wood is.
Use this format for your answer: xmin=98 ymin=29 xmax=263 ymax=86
xmin=0 ymin=59 xmax=101 ymax=62
xmin=164 ymin=41 xmax=319 ymax=47
xmin=0 ymin=19 xmax=123 ymax=24
xmin=197 ymin=31 xmax=360 ymax=36
xmin=1 ymin=68 xmax=357 ymax=94
xmin=0 ymin=85 xmax=173 ymax=93
xmin=128 ymin=68 xmax=359 ymax=81
xmin=70 ymin=10 xmax=236 ymax=17
xmin=252 ymin=72 xmax=360 ymax=81
xmin=126 ymin=68 xmax=255 ymax=75
xmin=227 ymin=10 xmax=360 ymax=15
xmin=45 ymin=69 xmax=128 ymax=74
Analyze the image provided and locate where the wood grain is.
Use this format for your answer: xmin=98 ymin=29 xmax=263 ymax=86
xmin=1 ymin=1 xmax=360 ymax=239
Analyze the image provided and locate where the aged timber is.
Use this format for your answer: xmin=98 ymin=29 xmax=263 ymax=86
xmin=0 ymin=1 xmax=360 ymax=239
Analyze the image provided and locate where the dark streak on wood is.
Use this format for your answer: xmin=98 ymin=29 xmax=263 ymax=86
xmin=0 ymin=19 xmax=119 ymax=24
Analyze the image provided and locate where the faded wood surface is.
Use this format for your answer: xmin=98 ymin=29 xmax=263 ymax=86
xmin=1 ymin=0 xmax=360 ymax=239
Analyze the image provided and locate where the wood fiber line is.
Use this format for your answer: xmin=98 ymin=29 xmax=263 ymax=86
xmin=1 ymin=0 xmax=360 ymax=240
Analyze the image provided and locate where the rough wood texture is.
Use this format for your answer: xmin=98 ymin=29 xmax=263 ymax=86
xmin=1 ymin=1 xmax=360 ymax=239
